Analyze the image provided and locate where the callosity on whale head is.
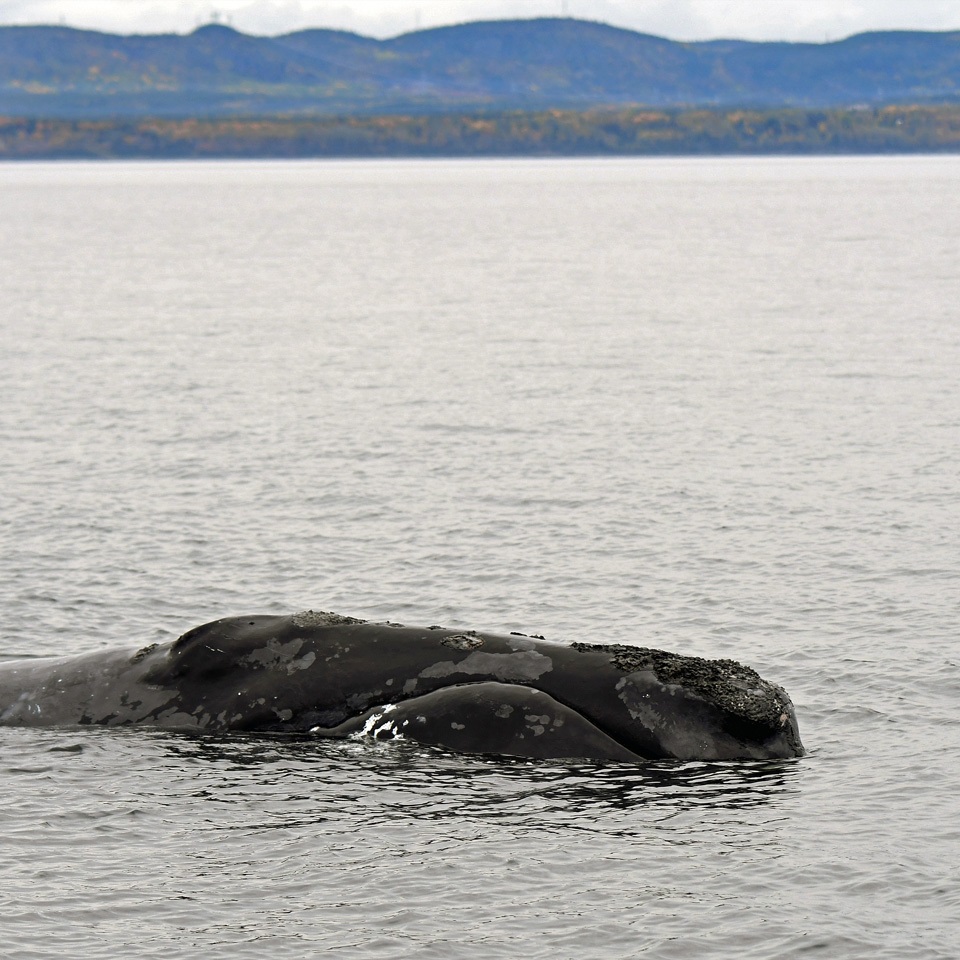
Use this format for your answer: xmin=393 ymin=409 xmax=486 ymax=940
xmin=568 ymin=642 xmax=804 ymax=760
xmin=0 ymin=610 xmax=804 ymax=762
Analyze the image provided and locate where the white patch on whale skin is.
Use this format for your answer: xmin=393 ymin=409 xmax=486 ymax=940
xmin=616 ymin=675 xmax=670 ymax=728
xmin=615 ymin=675 xmax=715 ymax=757
xmin=357 ymin=703 xmax=405 ymax=740
xmin=418 ymin=649 xmax=553 ymax=682
xmin=288 ymin=651 xmax=316 ymax=674
xmin=239 ymin=639 xmax=316 ymax=674
xmin=1 ymin=692 xmax=42 ymax=722
xmin=372 ymin=719 xmax=402 ymax=738
xmin=505 ymin=635 xmax=537 ymax=651
xmin=524 ymin=714 xmax=547 ymax=736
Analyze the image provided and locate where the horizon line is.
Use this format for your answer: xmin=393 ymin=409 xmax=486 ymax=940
xmin=3 ymin=15 xmax=959 ymax=47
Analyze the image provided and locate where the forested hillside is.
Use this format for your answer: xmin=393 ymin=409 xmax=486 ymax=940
xmin=2 ymin=19 xmax=959 ymax=118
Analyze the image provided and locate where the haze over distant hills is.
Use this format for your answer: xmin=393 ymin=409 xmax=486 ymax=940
xmin=2 ymin=18 xmax=960 ymax=118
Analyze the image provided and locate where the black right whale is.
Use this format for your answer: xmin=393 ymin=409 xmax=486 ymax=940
xmin=0 ymin=611 xmax=804 ymax=762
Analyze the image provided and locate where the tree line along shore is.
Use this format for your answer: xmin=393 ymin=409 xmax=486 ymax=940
xmin=3 ymin=105 xmax=960 ymax=159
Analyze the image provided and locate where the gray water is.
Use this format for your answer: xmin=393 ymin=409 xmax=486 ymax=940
xmin=1 ymin=156 xmax=958 ymax=958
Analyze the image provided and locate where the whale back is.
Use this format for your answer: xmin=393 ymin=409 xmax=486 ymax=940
xmin=147 ymin=612 xmax=804 ymax=760
xmin=0 ymin=611 xmax=804 ymax=761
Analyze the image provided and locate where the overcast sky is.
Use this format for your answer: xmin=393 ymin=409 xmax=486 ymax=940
xmin=1 ymin=0 xmax=959 ymax=42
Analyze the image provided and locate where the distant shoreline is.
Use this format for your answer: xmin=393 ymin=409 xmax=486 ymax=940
xmin=3 ymin=105 xmax=960 ymax=160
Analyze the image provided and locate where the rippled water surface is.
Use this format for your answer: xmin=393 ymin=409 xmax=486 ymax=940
xmin=2 ymin=157 xmax=959 ymax=958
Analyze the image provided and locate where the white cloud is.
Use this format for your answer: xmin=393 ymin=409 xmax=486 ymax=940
xmin=1 ymin=0 xmax=959 ymax=40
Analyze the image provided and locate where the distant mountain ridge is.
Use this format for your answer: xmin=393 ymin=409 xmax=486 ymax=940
xmin=2 ymin=18 xmax=960 ymax=118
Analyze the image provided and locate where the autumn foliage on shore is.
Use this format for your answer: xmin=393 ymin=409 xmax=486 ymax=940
xmin=3 ymin=105 xmax=960 ymax=159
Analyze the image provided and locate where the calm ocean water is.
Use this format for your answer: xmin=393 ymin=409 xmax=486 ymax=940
xmin=1 ymin=156 xmax=958 ymax=958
